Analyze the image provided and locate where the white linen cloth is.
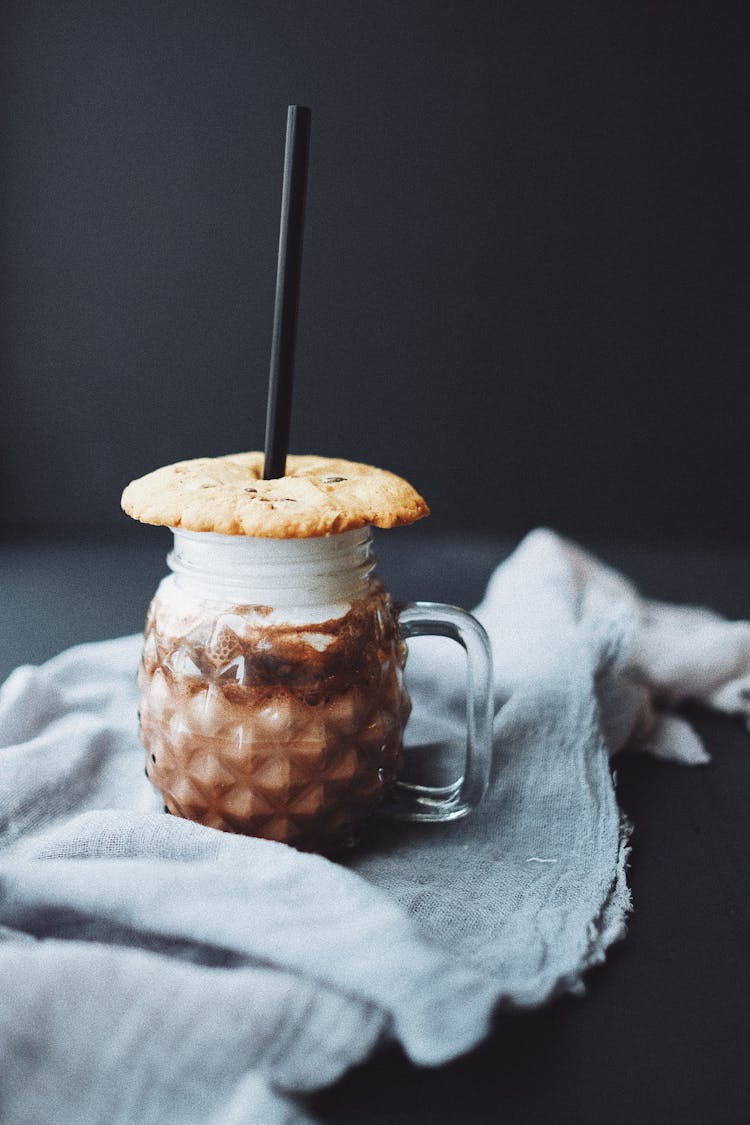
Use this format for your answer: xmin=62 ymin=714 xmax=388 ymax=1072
xmin=1 ymin=529 xmax=748 ymax=1124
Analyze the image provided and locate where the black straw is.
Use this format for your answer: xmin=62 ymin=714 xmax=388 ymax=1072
xmin=263 ymin=105 xmax=311 ymax=480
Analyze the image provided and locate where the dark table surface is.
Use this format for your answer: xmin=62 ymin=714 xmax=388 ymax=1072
xmin=2 ymin=526 xmax=749 ymax=1124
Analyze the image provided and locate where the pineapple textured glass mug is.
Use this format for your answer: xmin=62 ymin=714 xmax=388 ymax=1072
xmin=139 ymin=526 xmax=494 ymax=853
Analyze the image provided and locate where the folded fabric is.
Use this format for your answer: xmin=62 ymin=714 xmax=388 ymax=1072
xmin=1 ymin=530 xmax=746 ymax=1124
xmin=412 ymin=528 xmax=750 ymax=765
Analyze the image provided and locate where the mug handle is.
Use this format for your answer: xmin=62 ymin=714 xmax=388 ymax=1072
xmin=384 ymin=602 xmax=494 ymax=822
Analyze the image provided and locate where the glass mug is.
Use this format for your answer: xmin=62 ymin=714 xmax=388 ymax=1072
xmin=139 ymin=527 xmax=493 ymax=852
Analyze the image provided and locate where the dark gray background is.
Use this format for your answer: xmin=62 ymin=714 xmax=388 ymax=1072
xmin=1 ymin=1 xmax=748 ymax=543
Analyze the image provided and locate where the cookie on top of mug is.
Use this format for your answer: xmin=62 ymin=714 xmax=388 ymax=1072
xmin=121 ymin=452 xmax=430 ymax=538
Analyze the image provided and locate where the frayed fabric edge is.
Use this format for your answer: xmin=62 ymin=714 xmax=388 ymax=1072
xmin=490 ymin=810 xmax=634 ymax=1014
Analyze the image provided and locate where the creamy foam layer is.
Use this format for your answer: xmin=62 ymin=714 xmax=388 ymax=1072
xmin=152 ymin=577 xmax=352 ymax=648
xmin=167 ymin=526 xmax=375 ymax=620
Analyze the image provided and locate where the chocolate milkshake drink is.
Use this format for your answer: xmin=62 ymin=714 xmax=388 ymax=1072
xmin=122 ymin=452 xmax=493 ymax=852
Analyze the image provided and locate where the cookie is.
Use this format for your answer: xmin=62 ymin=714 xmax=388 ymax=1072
xmin=121 ymin=452 xmax=430 ymax=537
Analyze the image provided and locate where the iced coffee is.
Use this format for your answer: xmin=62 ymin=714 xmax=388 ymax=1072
xmin=139 ymin=528 xmax=410 ymax=850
